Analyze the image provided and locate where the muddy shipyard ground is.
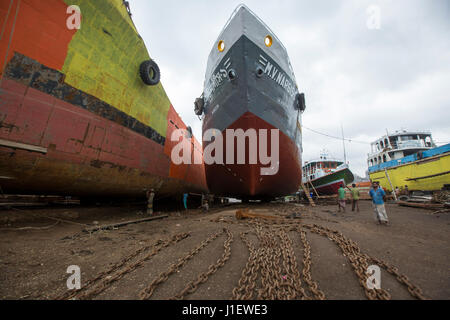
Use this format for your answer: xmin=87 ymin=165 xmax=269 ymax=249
xmin=0 ymin=200 xmax=448 ymax=300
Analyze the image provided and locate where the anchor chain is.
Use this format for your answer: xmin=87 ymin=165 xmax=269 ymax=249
xmin=56 ymin=232 xmax=189 ymax=300
xmin=171 ymin=228 xmax=234 ymax=300
xmin=139 ymin=228 xmax=225 ymax=300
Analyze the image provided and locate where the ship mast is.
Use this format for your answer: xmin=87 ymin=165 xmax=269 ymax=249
xmin=341 ymin=123 xmax=347 ymax=164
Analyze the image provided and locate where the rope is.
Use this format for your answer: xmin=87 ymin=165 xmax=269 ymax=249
xmin=0 ymin=221 xmax=59 ymax=231
xmin=302 ymin=125 xmax=370 ymax=145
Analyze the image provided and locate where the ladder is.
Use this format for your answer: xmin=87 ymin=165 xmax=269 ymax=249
xmin=301 ymin=182 xmax=316 ymax=207
xmin=308 ymin=179 xmax=320 ymax=198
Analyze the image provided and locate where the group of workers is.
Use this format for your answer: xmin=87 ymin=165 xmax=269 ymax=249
xmin=337 ymin=181 xmax=391 ymax=225
xmin=177 ymin=182 xmax=396 ymax=227
xmin=183 ymin=193 xmax=209 ymax=212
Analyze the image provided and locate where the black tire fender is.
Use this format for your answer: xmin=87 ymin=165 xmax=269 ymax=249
xmin=186 ymin=126 xmax=193 ymax=138
xmin=295 ymin=92 xmax=306 ymax=112
xmin=194 ymin=97 xmax=204 ymax=115
xmin=139 ymin=60 xmax=160 ymax=86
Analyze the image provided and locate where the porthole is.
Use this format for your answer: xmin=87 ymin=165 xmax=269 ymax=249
xmin=218 ymin=40 xmax=225 ymax=52
xmin=265 ymin=35 xmax=273 ymax=47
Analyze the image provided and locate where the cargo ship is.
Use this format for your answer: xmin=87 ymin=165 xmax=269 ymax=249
xmin=195 ymin=5 xmax=305 ymax=200
xmin=367 ymin=130 xmax=450 ymax=191
xmin=0 ymin=0 xmax=207 ymax=200
xmin=302 ymin=152 xmax=354 ymax=195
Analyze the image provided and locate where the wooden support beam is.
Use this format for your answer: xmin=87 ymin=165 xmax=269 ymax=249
xmin=308 ymin=179 xmax=320 ymax=198
xmin=83 ymin=215 xmax=168 ymax=233
xmin=235 ymin=209 xmax=281 ymax=220
xmin=0 ymin=202 xmax=48 ymax=207
xmin=0 ymin=139 xmax=47 ymax=154
xmin=397 ymin=201 xmax=446 ymax=210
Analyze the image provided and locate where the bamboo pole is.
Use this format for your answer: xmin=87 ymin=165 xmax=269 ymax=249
xmin=384 ymin=168 xmax=397 ymax=201
xmin=308 ymin=179 xmax=320 ymax=198
xmin=83 ymin=215 xmax=168 ymax=233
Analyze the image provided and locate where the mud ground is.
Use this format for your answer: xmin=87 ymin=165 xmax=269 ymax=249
xmin=0 ymin=200 xmax=448 ymax=300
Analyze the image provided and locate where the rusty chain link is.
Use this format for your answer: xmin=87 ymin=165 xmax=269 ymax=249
xmin=232 ymin=231 xmax=260 ymax=300
xmin=370 ymin=256 xmax=427 ymax=300
xmin=277 ymin=227 xmax=308 ymax=300
xmin=213 ymin=205 xmax=427 ymax=300
xmin=232 ymin=220 xmax=308 ymax=300
xmin=139 ymin=228 xmax=225 ymax=300
xmin=170 ymin=228 xmax=234 ymax=300
xmin=298 ymin=228 xmax=325 ymax=300
xmin=56 ymin=232 xmax=190 ymax=300
xmin=303 ymin=223 xmax=428 ymax=300
xmin=58 ymin=203 xmax=427 ymax=300
xmin=303 ymin=223 xmax=391 ymax=300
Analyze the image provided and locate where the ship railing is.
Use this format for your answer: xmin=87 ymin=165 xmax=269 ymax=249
xmin=336 ymin=163 xmax=348 ymax=171
xmin=368 ymin=143 xmax=450 ymax=173
xmin=367 ymin=150 xmax=387 ymax=158
xmin=397 ymin=140 xmax=426 ymax=149
xmin=219 ymin=4 xmax=288 ymax=53
xmin=214 ymin=4 xmax=296 ymax=79
xmin=368 ymin=141 xmax=430 ymax=158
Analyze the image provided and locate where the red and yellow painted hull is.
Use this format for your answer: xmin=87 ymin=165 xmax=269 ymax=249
xmin=0 ymin=0 xmax=207 ymax=198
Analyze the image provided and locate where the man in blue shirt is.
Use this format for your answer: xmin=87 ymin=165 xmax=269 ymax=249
xmin=183 ymin=193 xmax=188 ymax=210
xmin=369 ymin=182 xmax=389 ymax=225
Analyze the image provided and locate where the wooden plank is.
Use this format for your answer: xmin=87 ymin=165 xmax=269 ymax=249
xmin=397 ymin=201 xmax=446 ymax=210
xmin=308 ymin=179 xmax=320 ymax=198
xmin=317 ymin=195 xmax=337 ymax=199
xmin=83 ymin=215 xmax=168 ymax=233
xmin=0 ymin=202 xmax=48 ymax=207
xmin=0 ymin=139 xmax=47 ymax=154
xmin=236 ymin=209 xmax=280 ymax=220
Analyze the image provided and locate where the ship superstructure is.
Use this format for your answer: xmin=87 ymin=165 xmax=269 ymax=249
xmin=302 ymin=152 xmax=354 ymax=195
xmin=367 ymin=130 xmax=449 ymax=192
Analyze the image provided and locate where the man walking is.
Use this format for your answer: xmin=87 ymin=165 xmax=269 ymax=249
xmin=369 ymin=182 xmax=389 ymax=225
xmin=350 ymin=183 xmax=360 ymax=212
xmin=337 ymin=184 xmax=346 ymax=213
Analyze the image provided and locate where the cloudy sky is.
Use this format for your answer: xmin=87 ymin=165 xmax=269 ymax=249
xmin=131 ymin=0 xmax=450 ymax=177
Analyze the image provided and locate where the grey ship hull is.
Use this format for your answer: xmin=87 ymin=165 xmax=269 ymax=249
xmin=201 ymin=6 xmax=304 ymax=199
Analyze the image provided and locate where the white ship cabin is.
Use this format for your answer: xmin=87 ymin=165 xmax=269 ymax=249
xmin=302 ymin=155 xmax=344 ymax=182
xmin=367 ymin=130 xmax=436 ymax=167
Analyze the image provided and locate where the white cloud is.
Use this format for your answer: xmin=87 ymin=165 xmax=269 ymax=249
xmin=131 ymin=0 xmax=450 ymax=178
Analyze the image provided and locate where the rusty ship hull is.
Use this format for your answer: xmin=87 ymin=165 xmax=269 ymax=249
xmin=200 ymin=5 xmax=304 ymax=199
xmin=0 ymin=0 xmax=207 ymax=199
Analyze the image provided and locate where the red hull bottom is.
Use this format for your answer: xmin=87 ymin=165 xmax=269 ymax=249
xmin=204 ymin=112 xmax=302 ymax=199
xmin=314 ymin=179 xmax=345 ymax=196
xmin=0 ymin=78 xmax=207 ymax=198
